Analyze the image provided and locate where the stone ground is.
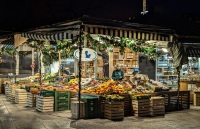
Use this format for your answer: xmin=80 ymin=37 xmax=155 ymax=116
xmin=1 ymin=94 xmax=200 ymax=129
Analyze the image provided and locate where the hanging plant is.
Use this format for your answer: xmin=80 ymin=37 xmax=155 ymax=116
xmin=2 ymin=47 xmax=17 ymax=56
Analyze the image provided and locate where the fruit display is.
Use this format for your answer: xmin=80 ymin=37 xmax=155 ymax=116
xmin=105 ymin=94 xmax=125 ymax=102
xmin=68 ymin=78 xmax=79 ymax=85
xmin=130 ymin=93 xmax=151 ymax=100
xmin=81 ymin=80 xmax=131 ymax=95
xmin=41 ymin=85 xmax=54 ymax=91
xmin=30 ymin=87 xmax=40 ymax=94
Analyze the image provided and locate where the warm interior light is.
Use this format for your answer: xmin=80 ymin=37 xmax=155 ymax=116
xmin=162 ymin=48 xmax=168 ymax=53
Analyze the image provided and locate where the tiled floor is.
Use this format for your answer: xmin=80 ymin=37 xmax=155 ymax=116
xmin=1 ymin=94 xmax=200 ymax=129
xmin=0 ymin=94 xmax=74 ymax=129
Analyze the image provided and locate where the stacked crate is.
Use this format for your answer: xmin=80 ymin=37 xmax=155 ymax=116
xmin=54 ymin=91 xmax=70 ymax=111
xmin=71 ymin=101 xmax=85 ymax=119
xmin=27 ymin=92 xmax=37 ymax=107
xmin=81 ymin=95 xmax=99 ymax=119
xmin=8 ymin=85 xmax=21 ymax=102
xmin=132 ymin=99 xmax=150 ymax=117
xmin=120 ymin=94 xmax=132 ymax=116
xmin=0 ymin=79 xmax=2 ymax=94
xmin=194 ymin=91 xmax=200 ymax=106
xmin=150 ymin=97 xmax=165 ymax=116
xmin=104 ymin=101 xmax=124 ymax=121
xmin=98 ymin=96 xmax=106 ymax=118
xmin=15 ymin=89 xmax=27 ymax=104
xmin=36 ymin=91 xmax=54 ymax=112
xmin=5 ymin=84 xmax=10 ymax=98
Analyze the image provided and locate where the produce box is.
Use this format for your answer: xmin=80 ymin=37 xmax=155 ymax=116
xmin=194 ymin=91 xmax=200 ymax=106
xmin=40 ymin=90 xmax=54 ymax=97
xmin=71 ymin=101 xmax=85 ymax=119
xmin=54 ymin=91 xmax=70 ymax=111
xmin=15 ymin=89 xmax=27 ymax=104
xmin=27 ymin=92 xmax=37 ymax=107
xmin=81 ymin=95 xmax=99 ymax=119
xmin=150 ymin=97 xmax=165 ymax=116
xmin=132 ymin=99 xmax=150 ymax=117
xmin=120 ymin=94 xmax=133 ymax=116
xmin=131 ymin=94 xmax=151 ymax=100
xmin=98 ymin=96 xmax=106 ymax=118
xmin=104 ymin=102 xmax=124 ymax=120
xmin=36 ymin=95 xmax=54 ymax=112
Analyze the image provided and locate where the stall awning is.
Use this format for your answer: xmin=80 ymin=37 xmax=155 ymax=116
xmin=19 ymin=16 xmax=174 ymax=44
xmin=20 ymin=21 xmax=82 ymax=41
xmin=21 ymin=31 xmax=76 ymax=41
xmin=84 ymin=25 xmax=171 ymax=41
xmin=186 ymin=47 xmax=200 ymax=57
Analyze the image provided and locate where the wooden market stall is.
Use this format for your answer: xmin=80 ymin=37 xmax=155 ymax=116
xmin=3 ymin=16 xmax=194 ymax=120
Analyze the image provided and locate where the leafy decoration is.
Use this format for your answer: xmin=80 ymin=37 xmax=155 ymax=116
xmin=2 ymin=47 xmax=17 ymax=56
xmin=86 ymin=34 xmax=160 ymax=60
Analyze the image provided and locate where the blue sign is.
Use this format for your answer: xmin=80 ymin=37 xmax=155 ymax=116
xmin=74 ymin=48 xmax=98 ymax=61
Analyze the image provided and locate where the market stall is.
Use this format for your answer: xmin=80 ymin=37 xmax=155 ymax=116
xmin=2 ymin=16 xmax=193 ymax=121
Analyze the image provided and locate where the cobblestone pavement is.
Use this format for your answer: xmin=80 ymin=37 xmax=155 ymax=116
xmin=1 ymin=94 xmax=200 ymax=129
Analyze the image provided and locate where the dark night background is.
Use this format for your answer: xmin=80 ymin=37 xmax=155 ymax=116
xmin=0 ymin=0 xmax=200 ymax=36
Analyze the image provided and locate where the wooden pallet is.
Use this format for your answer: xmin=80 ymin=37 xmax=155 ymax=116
xmin=104 ymin=102 xmax=124 ymax=120
xmin=132 ymin=99 xmax=150 ymax=117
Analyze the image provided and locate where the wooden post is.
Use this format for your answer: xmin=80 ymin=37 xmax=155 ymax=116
xmin=58 ymin=51 xmax=61 ymax=77
xmin=32 ymin=48 xmax=34 ymax=76
xmin=84 ymin=33 xmax=87 ymax=77
xmin=94 ymin=47 xmax=98 ymax=78
xmin=74 ymin=59 xmax=78 ymax=76
xmin=78 ymin=23 xmax=83 ymax=119
xmin=109 ymin=51 xmax=114 ymax=78
xmin=15 ymin=49 xmax=19 ymax=75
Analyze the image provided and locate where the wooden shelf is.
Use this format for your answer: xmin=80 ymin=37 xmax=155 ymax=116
xmin=110 ymin=47 xmax=138 ymax=79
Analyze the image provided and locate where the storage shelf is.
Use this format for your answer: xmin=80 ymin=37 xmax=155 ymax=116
xmin=157 ymin=54 xmax=178 ymax=85
xmin=110 ymin=47 xmax=138 ymax=79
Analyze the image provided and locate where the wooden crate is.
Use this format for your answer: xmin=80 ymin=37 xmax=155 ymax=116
xmin=162 ymin=91 xmax=190 ymax=112
xmin=6 ymin=84 xmax=21 ymax=102
xmin=15 ymin=89 xmax=27 ymax=104
xmin=36 ymin=95 xmax=54 ymax=112
xmin=98 ymin=96 xmax=106 ymax=118
xmin=132 ymin=99 xmax=150 ymax=117
xmin=150 ymin=97 xmax=165 ymax=116
xmin=71 ymin=101 xmax=85 ymax=119
xmin=120 ymin=94 xmax=133 ymax=116
xmin=104 ymin=102 xmax=124 ymax=120
xmin=27 ymin=92 xmax=37 ymax=107
xmin=194 ymin=91 xmax=200 ymax=106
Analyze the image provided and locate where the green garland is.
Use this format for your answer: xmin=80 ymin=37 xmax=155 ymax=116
xmin=2 ymin=47 xmax=17 ymax=56
xmin=86 ymin=34 xmax=160 ymax=60
xmin=1 ymin=33 xmax=161 ymax=67
xmin=26 ymin=39 xmax=80 ymax=66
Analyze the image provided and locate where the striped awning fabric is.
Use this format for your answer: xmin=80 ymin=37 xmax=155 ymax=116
xmin=21 ymin=21 xmax=82 ymax=41
xmin=84 ymin=25 xmax=172 ymax=41
xmin=20 ymin=17 xmax=173 ymax=42
xmin=21 ymin=31 xmax=76 ymax=41
xmin=187 ymin=47 xmax=200 ymax=57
